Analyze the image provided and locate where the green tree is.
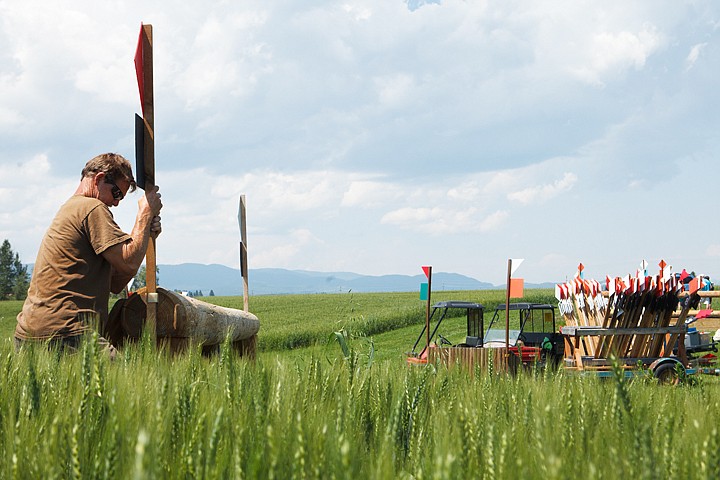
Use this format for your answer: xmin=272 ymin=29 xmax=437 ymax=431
xmin=12 ymin=253 xmax=29 ymax=299
xmin=0 ymin=240 xmax=13 ymax=298
xmin=0 ymin=239 xmax=30 ymax=300
xmin=131 ymin=265 xmax=159 ymax=291
xmin=132 ymin=265 xmax=146 ymax=290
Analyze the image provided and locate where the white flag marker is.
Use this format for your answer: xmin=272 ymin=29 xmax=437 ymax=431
xmin=510 ymin=258 xmax=524 ymax=276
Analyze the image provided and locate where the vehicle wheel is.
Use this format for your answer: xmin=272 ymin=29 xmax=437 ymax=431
xmin=653 ymin=362 xmax=682 ymax=385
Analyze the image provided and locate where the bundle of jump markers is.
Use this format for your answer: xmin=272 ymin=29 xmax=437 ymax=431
xmin=555 ymin=263 xmax=704 ymax=360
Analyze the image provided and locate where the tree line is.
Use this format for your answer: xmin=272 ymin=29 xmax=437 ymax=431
xmin=171 ymin=289 xmax=215 ymax=298
xmin=0 ymin=239 xmax=30 ymax=300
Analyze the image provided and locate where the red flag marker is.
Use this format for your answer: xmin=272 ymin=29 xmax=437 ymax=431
xmin=689 ymin=276 xmax=703 ymax=295
xmin=134 ymin=24 xmax=145 ymax=112
xmin=680 ymin=269 xmax=690 ymax=282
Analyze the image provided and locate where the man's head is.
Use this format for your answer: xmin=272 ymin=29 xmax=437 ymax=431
xmin=81 ymin=153 xmax=137 ymax=206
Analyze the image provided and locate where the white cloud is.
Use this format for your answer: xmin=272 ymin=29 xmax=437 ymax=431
xmin=686 ymin=42 xmax=707 ymax=71
xmin=0 ymin=153 xmax=78 ymax=258
xmin=248 ymin=172 xmax=340 ymax=211
xmin=374 ymin=73 xmax=416 ymax=108
xmin=380 ymin=205 xmax=507 ymax=235
xmin=476 ymin=210 xmax=508 ymax=233
xmin=507 ymin=172 xmax=577 ymax=205
xmin=0 ymin=101 xmax=24 ymax=128
xmin=573 ymin=27 xmax=663 ymax=85
xmin=0 ymin=153 xmax=52 ymax=181
xmin=1 ymin=0 xmax=719 ymax=284
xmin=171 ymin=13 xmax=272 ymax=110
xmin=74 ymin=56 xmax=137 ymax=104
xmin=538 ymin=253 xmax=569 ymax=268
xmin=381 ymin=207 xmax=439 ymax=228
xmin=342 ymin=4 xmax=373 ymax=22
xmin=252 ymin=228 xmax=324 ymax=268
xmin=341 ymin=179 xmax=402 ymax=207
xmin=446 ymin=181 xmax=482 ymax=202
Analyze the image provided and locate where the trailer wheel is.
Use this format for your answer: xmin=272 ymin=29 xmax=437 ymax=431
xmin=653 ymin=362 xmax=681 ymax=386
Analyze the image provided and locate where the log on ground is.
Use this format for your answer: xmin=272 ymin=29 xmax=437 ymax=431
xmin=105 ymin=287 xmax=260 ymax=348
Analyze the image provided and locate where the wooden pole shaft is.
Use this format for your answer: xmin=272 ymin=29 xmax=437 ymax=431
xmin=239 ymin=195 xmax=249 ymax=312
xmin=505 ymin=259 xmax=511 ymax=349
xmin=425 ymin=267 xmax=432 ymax=355
xmin=680 ymin=290 xmax=720 ymax=298
xmin=140 ymin=24 xmax=157 ymax=339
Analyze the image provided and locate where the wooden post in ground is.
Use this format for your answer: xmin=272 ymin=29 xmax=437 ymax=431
xmin=425 ymin=266 xmax=433 ymax=356
xmin=238 ymin=195 xmax=249 ymax=312
xmin=505 ymin=259 xmax=511 ymax=350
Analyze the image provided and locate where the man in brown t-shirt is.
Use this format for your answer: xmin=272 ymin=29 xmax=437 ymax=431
xmin=15 ymin=153 xmax=162 ymax=357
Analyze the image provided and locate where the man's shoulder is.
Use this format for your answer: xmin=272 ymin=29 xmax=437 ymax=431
xmin=65 ymin=195 xmax=105 ymax=208
xmin=51 ymin=196 xmax=112 ymax=228
xmin=61 ymin=195 xmax=109 ymax=215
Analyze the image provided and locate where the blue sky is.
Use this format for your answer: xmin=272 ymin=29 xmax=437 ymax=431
xmin=0 ymin=0 xmax=718 ymax=285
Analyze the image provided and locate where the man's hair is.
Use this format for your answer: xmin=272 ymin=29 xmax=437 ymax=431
xmin=81 ymin=153 xmax=137 ymax=193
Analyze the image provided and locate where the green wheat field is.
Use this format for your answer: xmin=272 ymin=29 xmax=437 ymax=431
xmin=1 ymin=290 xmax=720 ymax=479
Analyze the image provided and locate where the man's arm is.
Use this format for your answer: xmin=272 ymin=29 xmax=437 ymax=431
xmin=103 ymin=186 xmax=162 ymax=293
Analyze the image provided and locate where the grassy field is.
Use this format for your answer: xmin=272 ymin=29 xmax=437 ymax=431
xmin=2 ymin=290 xmax=720 ymax=478
xmin=0 ymin=289 xmax=557 ymax=361
xmin=0 ymin=300 xmax=23 ymax=340
xmin=207 ymin=289 xmax=557 ymax=361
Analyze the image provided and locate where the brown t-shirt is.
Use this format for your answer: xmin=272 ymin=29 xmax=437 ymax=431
xmin=15 ymin=195 xmax=131 ymax=339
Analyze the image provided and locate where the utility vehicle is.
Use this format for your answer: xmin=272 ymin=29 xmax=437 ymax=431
xmin=484 ymin=303 xmax=564 ymax=365
xmin=406 ymin=301 xmax=561 ymax=367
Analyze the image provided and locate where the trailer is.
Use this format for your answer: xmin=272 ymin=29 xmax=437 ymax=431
xmin=556 ymin=271 xmax=720 ymax=384
xmin=561 ymin=324 xmax=692 ymax=384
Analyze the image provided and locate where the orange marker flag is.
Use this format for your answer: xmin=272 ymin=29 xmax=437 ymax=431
xmin=689 ymin=276 xmax=703 ymax=295
xmin=509 ymin=278 xmax=524 ymax=298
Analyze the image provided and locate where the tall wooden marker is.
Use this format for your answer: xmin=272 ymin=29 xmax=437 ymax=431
xmin=238 ymin=195 xmax=249 ymax=312
xmin=504 ymin=259 xmax=511 ymax=349
xmin=421 ymin=265 xmax=432 ymax=354
xmin=134 ymin=23 xmax=157 ymax=338
xmin=505 ymin=258 xmax=524 ymax=349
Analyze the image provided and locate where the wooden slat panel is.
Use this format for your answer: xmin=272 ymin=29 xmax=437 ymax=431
xmin=428 ymin=347 xmax=519 ymax=374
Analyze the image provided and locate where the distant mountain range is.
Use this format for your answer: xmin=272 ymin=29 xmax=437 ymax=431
xmin=154 ymin=263 xmax=555 ymax=296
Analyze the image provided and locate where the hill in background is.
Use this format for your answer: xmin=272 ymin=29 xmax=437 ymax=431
xmin=156 ymin=263 xmax=554 ymax=296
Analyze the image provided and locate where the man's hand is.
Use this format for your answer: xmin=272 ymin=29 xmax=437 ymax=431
xmin=139 ymin=185 xmax=163 ymax=218
xmin=137 ymin=185 xmax=163 ymax=238
xmin=151 ymin=215 xmax=162 ymax=237
xmin=104 ymin=185 xmax=164 ymax=290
